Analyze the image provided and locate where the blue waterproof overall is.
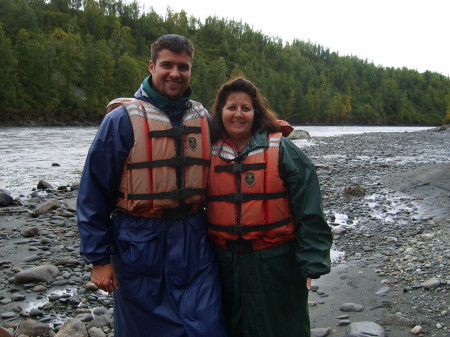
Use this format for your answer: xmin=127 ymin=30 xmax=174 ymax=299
xmin=77 ymin=86 xmax=227 ymax=337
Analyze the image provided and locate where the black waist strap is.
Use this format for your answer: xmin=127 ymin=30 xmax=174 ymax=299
xmin=215 ymin=163 xmax=266 ymax=173
xmin=149 ymin=126 xmax=201 ymax=138
xmin=207 ymin=191 xmax=287 ymax=202
xmin=127 ymin=156 xmax=209 ymax=169
xmin=209 ymin=218 xmax=290 ymax=234
xmin=119 ymin=188 xmax=205 ymax=200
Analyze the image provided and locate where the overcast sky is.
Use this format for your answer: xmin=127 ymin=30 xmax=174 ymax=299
xmin=140 ymin=0 xmax=449 ymax=77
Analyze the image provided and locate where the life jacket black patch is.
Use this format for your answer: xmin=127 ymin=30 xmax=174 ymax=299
xmin=188 ymin=137 xmax=197 ymax=151
xmin=244 ymin=172 xmax=256 ymax=187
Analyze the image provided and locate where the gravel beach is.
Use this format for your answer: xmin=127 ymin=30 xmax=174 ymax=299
xmin=0 ymin=127 xmax=448 ymax=337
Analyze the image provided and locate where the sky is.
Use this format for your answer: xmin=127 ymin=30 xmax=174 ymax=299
xmin=139 ymin=0 xmax=450 ymax=77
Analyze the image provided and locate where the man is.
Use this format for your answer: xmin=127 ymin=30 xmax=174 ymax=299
xmin=77 ymin=34 xmax=227 ymax=337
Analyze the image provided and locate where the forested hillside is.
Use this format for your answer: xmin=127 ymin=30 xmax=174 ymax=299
xmin=1 ymin=0 xmax=449 ymax=125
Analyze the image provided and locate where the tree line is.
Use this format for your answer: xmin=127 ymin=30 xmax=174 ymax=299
xmin=1 ymin=0 xmax=449 ymax=126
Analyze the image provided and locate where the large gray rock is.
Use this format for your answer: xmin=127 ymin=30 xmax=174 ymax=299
xmin=54 ymin=318 xmax=88 ymax=337
xmin=347 ymin=321 xmax=386 ymax=337
xmin=15 ymin=319 xmax=53 ymax=337
xmin=30 ymin=198 xmax=60 ymax=217
xmin=14 ymin=264 xmax=60 ymax=285
xmin=37 ymin=180 xmax=53 ymax=190
xmin=287 ymin=129 xmax=311 ymax=139
xmin=0 ymin=190 xmax=13 ymax=207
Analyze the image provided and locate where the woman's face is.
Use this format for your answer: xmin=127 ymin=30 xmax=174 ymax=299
xmin=222 ymin=92 xmax=254 ymax=143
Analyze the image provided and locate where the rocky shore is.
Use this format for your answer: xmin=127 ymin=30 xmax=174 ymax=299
xmin=0 ymin=127 xmax=449 ymax=337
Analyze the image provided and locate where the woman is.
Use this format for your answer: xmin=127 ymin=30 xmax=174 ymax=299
xmin=207 ymin=77 xmax=332 ymax=337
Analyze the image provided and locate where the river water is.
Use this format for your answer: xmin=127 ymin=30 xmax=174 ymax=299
xmin=0 ymin=126 xmax=433 ymax=198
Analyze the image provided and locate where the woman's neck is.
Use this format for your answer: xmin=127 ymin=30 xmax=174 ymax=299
xmin=229 ymin=135 xmax=251 ymax=152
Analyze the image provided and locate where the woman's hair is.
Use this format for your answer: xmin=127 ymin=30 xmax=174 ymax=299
xmin=209 ymin=77 xmax=280 ymax=142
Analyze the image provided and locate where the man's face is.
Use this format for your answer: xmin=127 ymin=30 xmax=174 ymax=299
xmin=149 ymin=49 xmax=192 ymax=100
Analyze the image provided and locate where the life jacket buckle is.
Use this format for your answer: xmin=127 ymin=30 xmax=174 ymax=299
xmin=230 ymin=225 xmax=245 ymax=234
xmin=231 ymin=163 xmax=244 ymax=172
xmin=232 ymin=193 xmax=244 ymax=202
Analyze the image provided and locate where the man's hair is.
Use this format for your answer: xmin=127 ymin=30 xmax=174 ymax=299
xmin=151 ymin=34 xmax=194 ymax=63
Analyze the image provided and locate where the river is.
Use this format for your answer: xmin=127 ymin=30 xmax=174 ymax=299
xmin=0 ymin=125 xmax=433 ymax=198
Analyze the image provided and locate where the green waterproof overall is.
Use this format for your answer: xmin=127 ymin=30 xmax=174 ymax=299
xmin=215 ymin=242 xmax=310 ymax=337
xmin=208 ymin=130 xmax=333 ymax=337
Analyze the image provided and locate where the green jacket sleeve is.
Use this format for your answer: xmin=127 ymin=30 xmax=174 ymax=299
xmin=279 ymin=137 xmax=332 ymax=278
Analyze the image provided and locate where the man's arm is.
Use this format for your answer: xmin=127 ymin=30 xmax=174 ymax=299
xmin=77 ymin=106 xmax=134 ymax=269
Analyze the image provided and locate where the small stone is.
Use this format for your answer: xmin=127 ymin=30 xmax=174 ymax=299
xmin=1 ymin=298 xmax=12 ymax=305
xmin=32 ymin=285 xmax=47 ymax=292
xmin=411 ymin=325 xmax=423 ymax=334
xmin=29 ymin=308 xmax=44 ymax=317
xmin=75 ymin=313 xmax=94 ymax=322
xmin=340 ymin=303 xmax=365 ymax=312
xmin=347 ymin=321 xmax=386 ymax=337
xmin=21 ymin=227 xmax=40 ymax=237
xmin=85 ymin=282 xmax=99 ymax=291
xmin=382 ymin=312 xmax=414 ymax=327
xmin=88 ymin=327 xmax=107 ymax=337
xmin=0 ymin=312 xmax=17 ymax=319
xmin=337 ymin=319 xmax=351 ymax=326
xmin=11 ymin=294 xmax=26 ymax=301
xmin=48 ymin=293 xmax=62 ymax=301
xmin=421 ymin=278 xmax=441 ymax=289
xmin=375 ymin=286 xmax=391 ymax=296
xmin=337 ymin=314 xmax=350 ymax=319
xmin=310 ymin=327 xmax=332 ymax=337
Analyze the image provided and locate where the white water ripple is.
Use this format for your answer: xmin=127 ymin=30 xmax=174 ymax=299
xmin=0 ymin=126 xmax=432 ymax=199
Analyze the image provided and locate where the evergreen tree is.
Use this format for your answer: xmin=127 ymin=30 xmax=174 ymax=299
xmin=0 ymin=0 xmax=449 ymax=125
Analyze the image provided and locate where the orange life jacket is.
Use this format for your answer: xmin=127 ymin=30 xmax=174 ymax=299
xmin=111 ymin=98 xmax=211 ymax=213
xmin=207 ymin=132 xmax=296 ymax=250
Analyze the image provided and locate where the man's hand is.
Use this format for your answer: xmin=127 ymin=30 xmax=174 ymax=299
xmin=306 ymin=277 xmax=312 ymax=290
xmin=92 ymin=264 xmax=119 ymax=293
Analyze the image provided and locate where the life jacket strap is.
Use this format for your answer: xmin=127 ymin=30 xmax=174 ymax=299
xmin=149 ymin=126 xmax=201 ymax=138
xmin=127 ymin=157 xmax=210 ymax=169
xmin=209 ymin=218 xmax=291 ymax=234
xmin=207 ymin=191 xmax=287 ymax=202
xmin=215 ymin=162 xmax=266 ymax=173
xmin=119 ymin=188 xmax=206 ymax=200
